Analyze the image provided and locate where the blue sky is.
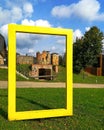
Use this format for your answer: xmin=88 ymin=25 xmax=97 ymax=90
xmin=0 ymin=0 xmax=104 ymax=55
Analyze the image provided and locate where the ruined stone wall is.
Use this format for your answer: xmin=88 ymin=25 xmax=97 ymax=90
xmin=29 ymin=64 xmax=52 ymax=79
xmin=17 ymin=55 xmax=35 ymax=64
xmin=36 ymin=51 xmax=51 ymax=65
xmin=51 ymin=53 xmax=59 ymax=65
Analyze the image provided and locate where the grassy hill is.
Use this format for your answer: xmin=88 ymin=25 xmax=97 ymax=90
xmin=0 ymin=68 xmax=28 ymax=81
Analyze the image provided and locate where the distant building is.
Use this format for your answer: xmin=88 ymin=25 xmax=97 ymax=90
xmin=16 ymin=55 xmax=35 ymax=64
xmin=36 ymin=51 xmax=51 ymax=65
xmin=29 ymin=64 xmax=53 ymax=80
xmin=29 ymin=51 xmax=59 ymax=79
xmin=85 ymin=54 xmax=104 ymax=76
xmin=51 ymin=53 xmax=59 ymax=65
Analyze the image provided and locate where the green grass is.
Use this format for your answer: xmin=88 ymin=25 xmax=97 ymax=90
xmin=0 ymin=66 xmax=66 ymax=82
xmin=53 ymin=66 xmax=66 ymax=82
xmin=73 ymin=73 xmax=104 ymax=84
xmin=0 ymin=88 xmax=104 ymax=130
xmin=0 ymin=68 xmax=8 ymax=80
xmin=0 ymin=68 xmax=28 ymax=81
xmin=1 ymin=67 xmax=104 ymax=83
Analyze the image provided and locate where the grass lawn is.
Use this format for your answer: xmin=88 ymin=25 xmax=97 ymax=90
xmin=1 ymin=67 xmax=104 ymax=84
xmin=0 ymin=68 xmax=28 ymax=81
xmin=0 ymin=88 xmax=104 ymax=130
xmin=73 ymin=73 xmax=104 ymax=84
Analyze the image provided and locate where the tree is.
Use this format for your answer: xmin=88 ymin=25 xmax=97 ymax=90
xmin=59 ymin=55 xmax=63 ymax=65
xmin=59 ymin=53 xmax=66 ymax=66
xmin=82 ymin=26 xmax=103 ymax=68
xmin=73 ymin=38 xmax=83 ymax=73
xmin=73 ymin=26 xmax=104 ymax=73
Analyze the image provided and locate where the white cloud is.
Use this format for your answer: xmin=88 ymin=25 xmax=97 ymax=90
xmin=0 ymin=24 xmax=8 ymax=37
xmin=28 ymin=49 xmax=34 ymax=53
xmin=21 ymin=19 xmax=35 ymax=26
xmin=51 ymin=0 xmax=104 ymax=21
xmin=23 ymin=2 xmax=34 ymax=17
xmin=56 ymin=39 xmax=65 ymax=44
xmin=11 ymin=7 xmax=23 ymax=21
xmin=85 ymin=27 xmax=90 ymax=32
xmin=0 ymin=1 xmax=34 ymax=26
xmin=34 ymin=19 xmax=52 ymax=27
xmin=73 ymin=29 xmax=83 ymax=42
xmin=51 ymin=5 xmax=72 ymax=18
xmin=16 ymin=19 xmax=52 ymax=51
xmin=0 ymin=6 xmax=22 ymax=25
xmin=22 ymin=19 xmax=52 ymax=27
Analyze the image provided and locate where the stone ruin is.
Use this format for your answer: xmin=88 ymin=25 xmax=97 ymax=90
xmin=29 ymin=51 xmax=59 ymax=80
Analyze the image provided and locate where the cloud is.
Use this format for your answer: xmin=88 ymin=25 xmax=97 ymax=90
xmin=21 ymin=19 xmax=35 ymax=26
xmin=0 ymin=18 xmax=52 ymax=54
xmin=0 ymin=24 xmax=8 ymax=36
xmin=16 ymin=19 xmax=52 ymax=53
xmin=0 ymin=7 xmax=22 ymax=25
xmin=73 ymin=29 xmax=83 ymax=42
xmin=56 ymin=39 xmax=65 ymax=44
xmin=51 ymin=5 xmax=72 ymax=18
xmin=51 ymin=0 xmax=104 ymax=21
xmin=22 ymin=19 xmax=52 ymax=27
xmin=23 ymin=2 xmax=34 ymax=17
xmin=85 ymin=27 xmax=90 ymax=32
xmin=0 ymin=1 xmax=34 ymax=26
xmin=34 ymin=19 xmax=52 ymax=27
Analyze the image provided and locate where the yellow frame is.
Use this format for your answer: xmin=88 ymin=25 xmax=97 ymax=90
xmin=8 ymin=24 xmax=73 ymax=121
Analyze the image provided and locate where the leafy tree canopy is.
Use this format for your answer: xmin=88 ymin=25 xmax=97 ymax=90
xmin=73 ymin=26 xmax=104 ymax=73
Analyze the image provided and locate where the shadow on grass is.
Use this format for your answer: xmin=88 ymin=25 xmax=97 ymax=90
xmin=0 ymin=93 xmax=53 ymax=120
xmin=0 ymin=108 xmax=8 ymax=120
xmin=17 ymin=96 xmax=52 ymax=110
xmin=0 ymin=95 xmax=8 ymax=120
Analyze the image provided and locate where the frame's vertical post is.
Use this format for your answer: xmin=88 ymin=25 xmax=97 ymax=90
xmin=66 ymin=30 xmax=73 ymax=115
xmin=8 ymin=24 xmax=16 ymax=120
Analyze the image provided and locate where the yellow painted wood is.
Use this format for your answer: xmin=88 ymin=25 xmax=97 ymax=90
xmin=8 ymin=24 xmax=73 ymax=121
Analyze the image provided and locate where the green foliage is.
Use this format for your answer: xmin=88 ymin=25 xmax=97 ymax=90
xmin=16 ymin=64 xmax=31 ymax=77
xmin=73 ymin=38 xmax=83 ymax=73
xmin=59 ymin=53 xmax=66 ymax=66
xmin=0 ymin=88 xmax=104 ymax=130
xmin=73 ymin=26 xmax=103 ymax=73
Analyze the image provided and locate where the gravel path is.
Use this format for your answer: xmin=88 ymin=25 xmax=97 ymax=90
xmin=0 ymin=81 xmax=104 ymax=88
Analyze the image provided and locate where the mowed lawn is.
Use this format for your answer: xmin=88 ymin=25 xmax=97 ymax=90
xmin=0 ymin=88 xmax=104 ymax=130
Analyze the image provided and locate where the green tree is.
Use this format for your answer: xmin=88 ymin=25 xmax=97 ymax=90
xmin=73 ymin=38 xmax=83 ymax=73
xmin=82 ymin=26 xmax=103 ymax=68
xmin=59 ymin=53 xmax=66 ymax=66
xmin=73 ymin=26 xmax=103 ymax=73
